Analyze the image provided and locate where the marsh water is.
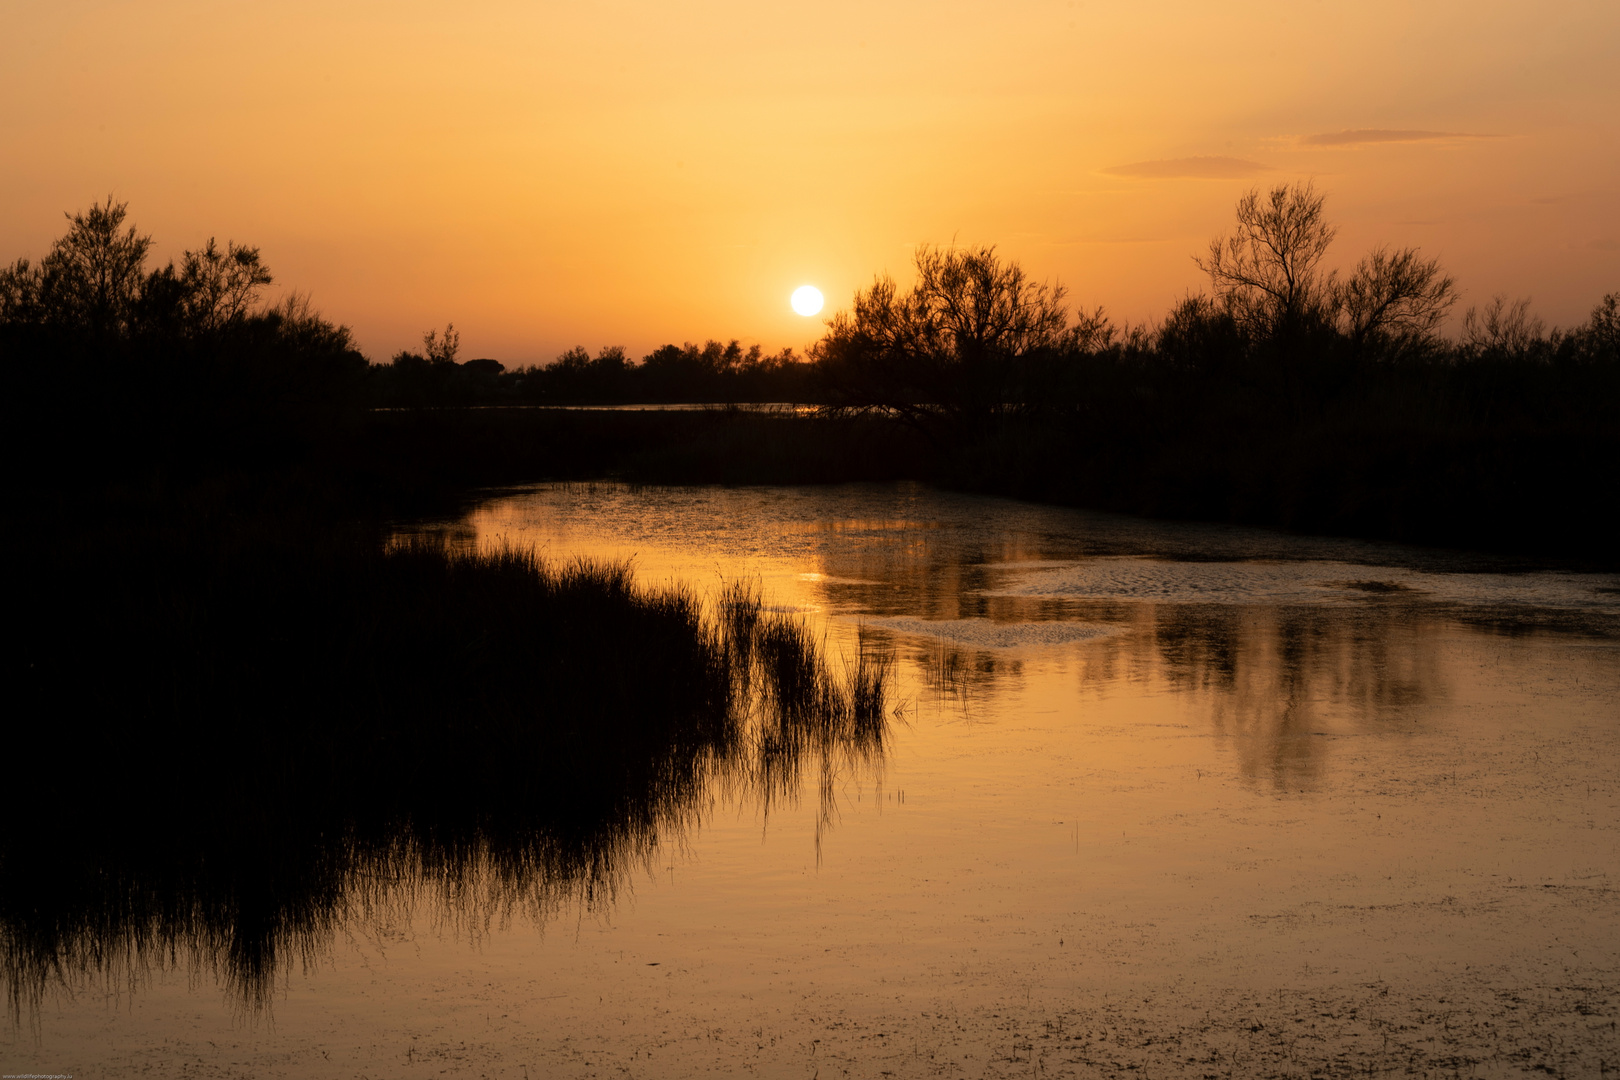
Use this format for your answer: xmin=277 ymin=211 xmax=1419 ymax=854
xmin=8 ymin=483 xmax=1619 ymax=1077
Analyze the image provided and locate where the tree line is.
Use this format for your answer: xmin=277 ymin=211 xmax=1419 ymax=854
xmin=374 ymin=331 xmax=817 ymax=406
xmin=3 ymin=190 xmax=1615 ymax=560
xmin=5 ymin=188 xmax=1615 ymax=420
xmin=372 ymin=182 xmax=1616 ymax=413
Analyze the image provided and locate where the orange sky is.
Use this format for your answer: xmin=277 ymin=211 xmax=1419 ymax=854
xmin=2 ymin=0 xmax=1616 ymax=364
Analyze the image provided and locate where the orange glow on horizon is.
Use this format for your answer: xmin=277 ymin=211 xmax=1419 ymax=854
xmin=2 ymin=0 xmax=1615 ymax=365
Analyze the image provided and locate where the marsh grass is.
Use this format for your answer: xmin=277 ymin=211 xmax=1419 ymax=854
xmin=715 ymin=578 xmax=891 ymax=819
xmin=3 ymin=535 xmax=889 ymax=1024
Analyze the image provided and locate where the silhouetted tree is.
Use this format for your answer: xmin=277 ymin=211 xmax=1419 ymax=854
xmin=639 ymin=340 xmax=744 ymax=399
xmin=379 ymin=324 xmax=467 ymax=404
xmin=1459 ymin=295 xmax=1546 ymax=359
xmin=0 ymin=199 xmax=152 ymax=337
xmin=0 ymin=199 xmax=287 ymax=346
xmin=1197 ymin=182 xmax=1457 ymax=363
xmin=814 ymin=244 xmax=1103 ymax=436
xmin=1575 ymin=293 xmax=1620 ymax=364
xmin=179 ymin=238 xmax=274 ymax=335
xmin=423 ymin=322 xmax=460 ymax=365
xmin=1340 ymin=246 xmax=1456 ymax=359
xmin=1197 ymin=182 xmax=1339 ymax=343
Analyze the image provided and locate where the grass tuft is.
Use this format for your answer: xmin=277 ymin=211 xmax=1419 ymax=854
xmin=4 ymin=534 xmax=889 ymax=1023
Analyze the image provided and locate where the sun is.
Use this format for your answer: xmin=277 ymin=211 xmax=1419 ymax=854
xmin=790 ymin=285 xmax=824 ymax=316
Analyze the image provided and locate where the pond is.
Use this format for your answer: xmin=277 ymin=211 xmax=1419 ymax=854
xmin=7 ymin=482 xmax=1618 ymax=1077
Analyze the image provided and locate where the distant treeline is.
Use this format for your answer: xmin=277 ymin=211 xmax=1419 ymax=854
xmin=370 ymin=289 xmax=1620 ymax=410
xmin=370 ymin=181 xmax=1617 ymax=411
xmin=374 ymin=331 xmax=819 ymax=406
xmin=2 ymin=191 xmax=1617 ymax=558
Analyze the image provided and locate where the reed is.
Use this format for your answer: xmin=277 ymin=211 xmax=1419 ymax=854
xmin=4 ymin=532 xmax=890 ymax=1023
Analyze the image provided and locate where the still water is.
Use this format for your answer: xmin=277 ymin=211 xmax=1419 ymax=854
xmin=9 ymin=483 xmax=1619 ymax=1077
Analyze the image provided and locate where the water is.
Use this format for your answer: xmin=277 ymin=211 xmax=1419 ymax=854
xmin=8 ymin=483 xmax=1619 ymax=1077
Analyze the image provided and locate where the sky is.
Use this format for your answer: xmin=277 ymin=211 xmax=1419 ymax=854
xmin=2 ymin=0 xmax=1616 ymax=364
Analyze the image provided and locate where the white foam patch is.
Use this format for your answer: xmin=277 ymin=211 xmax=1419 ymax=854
xmin=861 ymin=616 xmax=1116 ymax=649
xmin=980 ymin=557 xmax=1620 ymax=612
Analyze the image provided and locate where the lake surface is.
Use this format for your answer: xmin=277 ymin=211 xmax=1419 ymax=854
xmin=9 ymin=483 xmax=1619 ymax=1077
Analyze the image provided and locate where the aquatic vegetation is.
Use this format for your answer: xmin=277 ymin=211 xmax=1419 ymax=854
xmin=3 ymin=538 xmax=889 ymax=1022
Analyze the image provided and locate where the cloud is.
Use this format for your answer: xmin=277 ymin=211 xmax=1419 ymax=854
xmin=1100 ymin=156 xmax=1273 ymax=180
xmin=1534 ymin=190 xmax=1612 ymax=205
xmin=1588 ymin=238 xmax=1620 ymax=252
xmin=1300 ymin=129 xmax=1496 ymax=146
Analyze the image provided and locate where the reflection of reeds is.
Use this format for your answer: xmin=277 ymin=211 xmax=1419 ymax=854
xmin=715 ymin=579 xmax=891 ymax=822
xmin=919 ymin=636 xmax=976 ymax=716
xmin=4 ymin=539 xmax=888 ymax=1024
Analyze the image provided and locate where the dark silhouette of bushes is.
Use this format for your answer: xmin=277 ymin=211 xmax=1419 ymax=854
xmin=368 ymin=336 xmax=819 ymax=406
xmin=3 ymin=193 xmax=1615 ymax=560
xmin=6 ymin=532 xmax=890 ymax=1019
xmin=788 ymin=185 xmax=1614 ymax=559
xmin=2 ymin=201 xmax=902 ymax=1025
xmin=811 ymin=243 xmax=1113 ymax=442
xmin=1 ymin=199 xmax=368 ymax=497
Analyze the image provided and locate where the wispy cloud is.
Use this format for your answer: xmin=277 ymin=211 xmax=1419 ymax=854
xmin=1100 ymin=156 xmax=1272 ymax=180
xmin=1300 ymin=129 xmax=1497 ymax=146
xmin=1532 ymin=189 xmax=1612 ymax=205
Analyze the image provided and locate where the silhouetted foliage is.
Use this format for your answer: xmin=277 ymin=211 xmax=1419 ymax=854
xmin=812 ymin=244 xmax=1111 ymax=439
xmin=1 ymin=199 xmax=280 ymax=345
xmin=369 ymin=336 xmax=817 ymax=406
xmin=4 ymin=193 xmax=1618 ymax=565
xmin=1197 ymin=181 xmax=1341 ymax=344
xmin=1459 ymin=294 xmax=1548 ymax=360
xmin=1155 ymin=294 xmax=1246 ymax=375
xmin=1192 ymin=182 xmax=1456 ymax=363
xmin=1 ymin=200 xmax=367 ymax=499
xmin=1 ymin=202 xmax=898 ymax=1024
xmin=1 ymin=199 xmax=152 ymax=337
xmin=6 ymin=534 xmax=889 ymax=1018
xmin=1340 ymin=245 xmax=1456 ymax=360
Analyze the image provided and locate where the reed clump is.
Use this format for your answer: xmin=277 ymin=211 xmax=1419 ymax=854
xmin=4 ymin=535 xmax=889 ymax=1023
xmin=714 ymin=578 xmax=892 ymax=825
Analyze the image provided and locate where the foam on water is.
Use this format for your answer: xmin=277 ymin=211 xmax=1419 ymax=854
xmin=861 ymin=615 xmax=1117 ymax=649
xmin=980 ymin=556 xmax=1620 ymax=611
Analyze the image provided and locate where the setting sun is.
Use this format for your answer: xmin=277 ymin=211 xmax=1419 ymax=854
xmin=790 ymin=286 xmax=824 ymax=317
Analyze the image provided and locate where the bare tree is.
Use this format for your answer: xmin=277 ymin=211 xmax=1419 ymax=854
xmin=815 ymin=244 xmax=1096 ymax=432
xmin=1340 ymin=246 xmax=1456 ymax=356
xmin=1460 ymin=295 xmax=1545 ymax=356
xmin=1196 ymin=181 xmax=1338 ymax=340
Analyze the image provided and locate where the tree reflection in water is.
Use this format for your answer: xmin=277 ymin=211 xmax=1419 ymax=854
xmin=874 ymin=595 xmax=1447 ymax=789
xmin=1147 ymin=601 xmax=1445 ymax=790
xmin=808 ymin=524 xmax=1454 ymax=792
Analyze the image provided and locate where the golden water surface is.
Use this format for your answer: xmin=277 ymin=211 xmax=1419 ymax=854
xmin=8 ymin=483 xmax=1619 ymax=1078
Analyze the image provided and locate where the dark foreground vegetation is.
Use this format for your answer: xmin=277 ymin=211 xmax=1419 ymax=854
xmin=0 ymin=202 xmax=888 ymax=1020
xmin=6 ymin=532 xmax=889 ymax=1018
